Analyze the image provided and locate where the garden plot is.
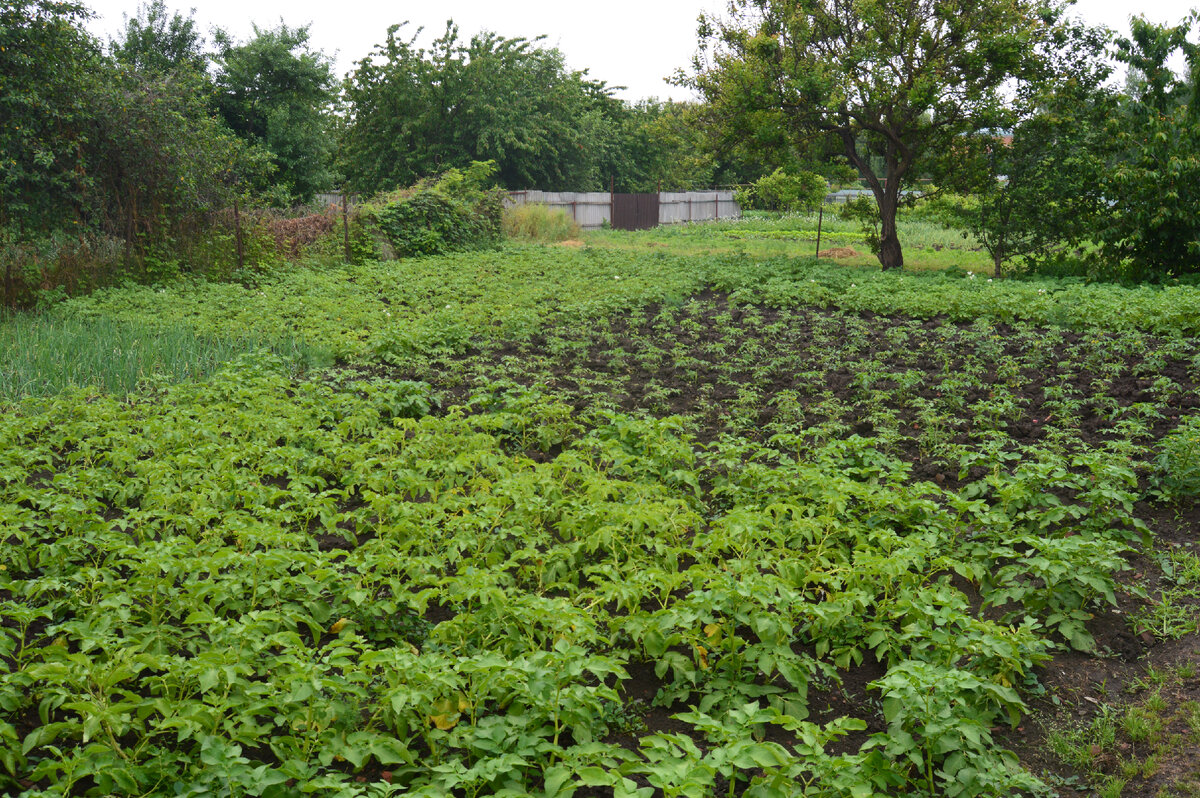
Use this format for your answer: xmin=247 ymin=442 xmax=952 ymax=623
xmin=3 ymin=251 xmax=1200 ymax=797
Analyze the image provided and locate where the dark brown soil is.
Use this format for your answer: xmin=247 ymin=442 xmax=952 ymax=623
xmin=353 ymin=293 xmax=1200 ymax=796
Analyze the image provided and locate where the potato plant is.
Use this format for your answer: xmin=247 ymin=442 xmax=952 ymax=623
xmin=3 ymin=243 xmax=1200 ymax=796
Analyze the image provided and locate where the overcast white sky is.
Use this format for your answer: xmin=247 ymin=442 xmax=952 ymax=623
xmin=81 ymin=0 xmax=1199 ymax=101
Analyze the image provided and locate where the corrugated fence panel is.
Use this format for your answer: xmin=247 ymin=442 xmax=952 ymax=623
xmin=508 ymin=190 xmax=740 ymax=229
xmin=657 ymin=192 xmax=739 ymax=225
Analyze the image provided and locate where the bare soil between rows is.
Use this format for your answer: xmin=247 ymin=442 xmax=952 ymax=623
xmin=368 ymin=292 xmax=1200 ymax=796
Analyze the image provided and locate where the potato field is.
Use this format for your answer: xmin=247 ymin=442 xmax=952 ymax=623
xmin=3 ymin=225 xmax=1200 ymax=796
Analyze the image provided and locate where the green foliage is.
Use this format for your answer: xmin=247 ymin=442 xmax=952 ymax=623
xmin=341 ymin=21 xmax=698 ymax=194
xmin=366 ymin=162 xmax=504 ymax=258
xmin=690 ymin=0 xmax=1067 ymax=269
xmin=6 ymin=232 xmax=1200 ymax=794
xmin=212 ymin=23 xmax=336 ymax=204
xmin=839 ymin=197 xmax=883 ymax=255
xmin=109 ymin=0 xmax=207 ymax=75
xmin=1154 ymin=415 xmax=1200 ymax=500
xmin=0 ymin=0 xmax=98 ymax=237
xmin=0 ymin=0 xmax=278 ymax=306
xmin=87 ymin=63 xmax=262 ymax=254
xmin=503 ymin=204 xmax=582 ymax=242
xmin=736 ymin=169 xmax=827 ymax=213
xmin=0 ymin=312 xmax=327 ymax=399
xmin=1100 ymin=14 xmax=1200 ymax=277
xmin=943 ymin=20 xmax=1117 ymax=277
xmin=868 ymin=661 xmax=1044 ymax=796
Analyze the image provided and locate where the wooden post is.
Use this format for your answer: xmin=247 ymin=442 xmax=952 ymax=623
xmin=815 ymin=204 xmax=824 ymax=260
xmin=342 ymin=190 xmax=351 ymax=262
xmin=233 ymin=194 xmax=245 ymax=271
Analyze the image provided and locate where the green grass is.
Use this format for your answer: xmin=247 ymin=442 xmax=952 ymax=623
xmin=0 ymin=312 xmax=330 ymax=400
xmin=584 ymin=209 xmax=995 ymax=272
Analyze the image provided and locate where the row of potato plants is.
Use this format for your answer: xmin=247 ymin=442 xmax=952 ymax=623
xmin=6 ymin=241 xmax=1200 ymax=795
xmin=54 ymin=248 xmax=1200 ymax=369
xmin=0 ymin=342 xmax=1161 ymax=796
xmin=404 ymin=293 xmax=1197 ymax=502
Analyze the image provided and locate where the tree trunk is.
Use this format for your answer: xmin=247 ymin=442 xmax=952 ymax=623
xmin=877 ymin=193 xmax=904 ymax=270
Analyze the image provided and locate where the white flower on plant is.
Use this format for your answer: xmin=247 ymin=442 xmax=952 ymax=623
xmin=987 ymin=279 xmax=993 ymax=283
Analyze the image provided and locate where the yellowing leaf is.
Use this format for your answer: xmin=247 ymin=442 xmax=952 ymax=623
xmin=330 ymin=617 xmax=351 ymax=634
xmin=703 ymin=623 xmax=721 ymax=641
xmin=429 ymin=695 xmax=467 ymax=730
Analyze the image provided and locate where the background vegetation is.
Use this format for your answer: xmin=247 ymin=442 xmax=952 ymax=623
xmin=4 ymin=1 xmax=1200 ymax=306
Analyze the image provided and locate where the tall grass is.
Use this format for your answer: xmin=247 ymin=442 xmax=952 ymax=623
xmin=503 ymin=204 xmax=582 ymax=242
xmin=0 ymin=312 xmax=331 ymax=400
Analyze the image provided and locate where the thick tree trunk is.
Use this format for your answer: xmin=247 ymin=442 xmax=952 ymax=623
xmin=877 ymin=192 xmax=903 ymax=270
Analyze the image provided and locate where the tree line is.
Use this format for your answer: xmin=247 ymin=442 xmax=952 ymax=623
xmin=1 ymin=0 xmax=771 ymax=304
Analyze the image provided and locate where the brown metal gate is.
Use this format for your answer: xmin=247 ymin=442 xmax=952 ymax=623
xmin=611 ymin=193 xmax=660 ymax=231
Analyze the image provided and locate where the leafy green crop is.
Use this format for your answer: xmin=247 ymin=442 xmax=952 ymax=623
xmin=2 ymin=233 xmax=1197 ymax=796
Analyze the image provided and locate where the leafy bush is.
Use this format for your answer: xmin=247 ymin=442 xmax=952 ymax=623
xmin=365 ymin=161 xmax=504 ymax=258
xmin=502 ymin=203 xmax=581 ymax=242
xmin=840 ymin=196 xmax=882 ymax=255
xmin=736 ymin=168 xmax=827 ymax=212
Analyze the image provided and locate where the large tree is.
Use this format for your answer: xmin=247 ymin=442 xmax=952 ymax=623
xmin=689 ymin=0 xmax=1065 ymax=269
xmin=109 ymin=0 xmax=207 ymax=75
xmin=212 ymin=23 xmax=336 ymax=204
xmin=0 ymin=0 xmax=98 ymax=236
xmin=342 ymin=22 xmax=634 ymax=193
xmin=945 ymin=18 xmax=1116 ymax=276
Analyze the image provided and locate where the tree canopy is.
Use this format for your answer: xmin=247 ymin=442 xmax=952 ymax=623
xmin=212 ymin=24 xmax=337 ymax=204
xmin=689 ymin=0 xmax=1067 ymax=269
xmin=340 ymin=22 xmax=727 ymax=194
xmin=341 ymin=23 xmax=615 ymax=193
xmin=109 ymin=0 xmax=207 ymax=75
xmin=1101 ymin=13 xmax=1200 ymax=276
xmin=0 ymin=0 xmax=98 ymax=235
